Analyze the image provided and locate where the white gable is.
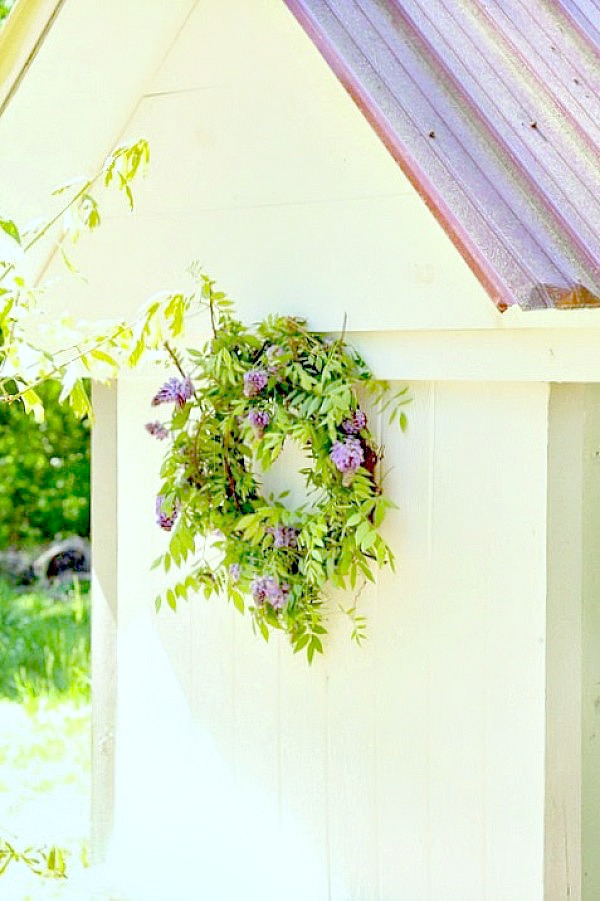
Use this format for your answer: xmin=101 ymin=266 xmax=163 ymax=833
xmin=0 ymin=0 xmax=495 ymax=331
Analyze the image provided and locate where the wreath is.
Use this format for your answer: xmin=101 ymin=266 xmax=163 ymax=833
xmin=146 ymin=276 xmax=408 ymax=661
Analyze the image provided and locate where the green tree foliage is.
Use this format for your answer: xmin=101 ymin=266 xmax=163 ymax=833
xmin=0 ymin=381 xmax=89 ymax=547
xmin=0 ymin=137 xmax=191 ymax=552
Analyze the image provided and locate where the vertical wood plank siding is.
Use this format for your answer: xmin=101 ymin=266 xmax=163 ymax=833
xmin=108 ymin=377 xmax=549 ymax=898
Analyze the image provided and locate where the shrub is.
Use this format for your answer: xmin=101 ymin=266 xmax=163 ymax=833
xmin=0 ymin=382 xmax=90 ymax=548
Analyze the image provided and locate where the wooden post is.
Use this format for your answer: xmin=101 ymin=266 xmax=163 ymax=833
xmin=546 ymin=384 xmax=600 ymax=899
xmin=581 ymin=386 xmax=600 ymax=898
xmin=90 ymin=382 xmax=118 ymax=863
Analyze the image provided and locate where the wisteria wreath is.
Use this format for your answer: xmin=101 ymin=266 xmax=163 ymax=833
xmin=146 ymin=276 xmax=408 ymax=661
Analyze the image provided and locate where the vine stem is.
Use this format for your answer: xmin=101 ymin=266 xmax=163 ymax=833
xmin=21 ymin=145 xmax=135 ymax=258
xmin=208 ymin=295 xmax=217 ymax=339
xmin=340 ymin=311 xmax=348 ymax=344
xmin=0 ymin=163 xmax=105 ymax=289
xmin=223 ymin=452 xmax=241 ymax=511
xmin=0 ymin=316 xmax=144 ymax=404
xmin=163 ymin=341 xmax=188 ymax=381
xmin=0 ymin=186 xmax=84 ymax=290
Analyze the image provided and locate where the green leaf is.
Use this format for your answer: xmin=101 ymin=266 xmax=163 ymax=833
xmin=0 ymin=218 xmax=20 ymax=244
xmin=63 ymin=379 xmax=93 ymax=420
xmin=59 ymin=246 xmax=81 ymax=275
xmin=164 ymin=293 xmax=186 ymax=337
xmin=90 ymin=348 xmax=118 ymax=367
xmin=346 ymin=512 xmax=362 ymax=528
xmin=21 ymin=387 xmax=45 ymax=423
xmin=355 ymin=520 xmax=371 ymax=546
xmin=293 ymin=633 xmax=310 ymax=652
xmin=360 ymin=528 xmax=377 ymax=551
xmin=373 ymin=499 xmax=387 ymax=528
xmin=306 ymin=635 xmax=323 ymax=664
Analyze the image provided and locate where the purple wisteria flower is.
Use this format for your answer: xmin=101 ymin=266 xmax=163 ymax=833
xmin=243 ymin=369 xmax=268 ymax=398
xmin=266 ymin=345 xmax=284 ymax=361
xmin=247 ymin=409 xmax=270 ymax=436
xmin=330 ymin=437 xmax=364 ymax=474
xmin=229 ymin=563 xmax=241 ymax=583
xmin=155 ymin=495 xmax=178 ymax=531
xmin=151 ymin=376 xmax=194 ymax=409
xmin=251 ymin=576 xmax=290 ymax=611
xmin=267 ymin=525 xmax=298 ymax=549
xmin=342 ymin=408 xmax=368 ymax=434
xmin=145 ymin=421 xmax=169 ymax=440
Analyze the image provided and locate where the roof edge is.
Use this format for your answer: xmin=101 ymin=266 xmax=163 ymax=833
xmin=0 ymin=0 xmax=65 ymax=116
xmin=284 ymin=0 xmax=512 ymax=311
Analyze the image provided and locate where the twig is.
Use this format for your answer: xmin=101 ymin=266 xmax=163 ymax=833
xmin=223 ymin=453 xmax=241 ymax=510
xmin=0 ymin=316 xmax=143 ymax=404
xmin=208 ymin=295 xmax=217 ymax=339
xmin=163 ymin=341 xmax=188 ymax=380
xmin=340 ymin=311 xmax=348 ymax=344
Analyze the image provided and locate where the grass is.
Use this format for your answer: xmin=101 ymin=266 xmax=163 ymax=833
xmin=0 ymin=578 xmax=90 ymax=705
xmin=0 ymin=577 xmax=92 ymax=897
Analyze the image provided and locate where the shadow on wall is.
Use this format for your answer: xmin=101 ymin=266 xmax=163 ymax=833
xmin=108 ymin=609 xmax=335 ymax=901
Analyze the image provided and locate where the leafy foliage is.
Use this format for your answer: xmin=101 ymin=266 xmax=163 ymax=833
xmin=0 ymin=381 xmax=89 ymax=547
xmin=0 ymin=837 xmax=68 ymax=880
xmin=0 ymin=138 xmax=186 ymax=422
xmin=0 ymin=138 xmax=203 ymax=556
xmin=150 ymin=276 xmax=409 ymax=661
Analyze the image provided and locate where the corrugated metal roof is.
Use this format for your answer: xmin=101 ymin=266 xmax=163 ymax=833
xmin=284 ymin=0 xmax=600 ymax=310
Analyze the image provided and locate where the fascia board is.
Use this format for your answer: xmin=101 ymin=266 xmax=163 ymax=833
xmin=0 ymin=0 xmax=65 ymax=114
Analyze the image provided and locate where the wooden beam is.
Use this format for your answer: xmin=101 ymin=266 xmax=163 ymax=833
xmin=0 ymin=0 xmax=65 ymax=115
xmin=90 ymin=382 xmax=118 ymax=863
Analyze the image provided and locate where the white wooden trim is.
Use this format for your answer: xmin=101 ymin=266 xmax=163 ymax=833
xmin=90 ymin=383 xmax=118 ymax=863
xmin=0 ymin=0 xmax=64 ymax=114
xmin=546 ymin=386 xmax=583 ymax=899
xmin=581 ymin=386 xmax=600 ymax=898
xmin=545 ymin=385 xmax=600 ymax=898
xmin=351 ymin=330 xmax=600 ymax=383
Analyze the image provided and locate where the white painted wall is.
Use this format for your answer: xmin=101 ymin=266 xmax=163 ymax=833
xmin=94 ymin=375 xmax=549 ymax=900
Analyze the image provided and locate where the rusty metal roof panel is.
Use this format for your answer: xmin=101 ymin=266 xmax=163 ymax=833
xmin=284 ymin=0 xmax=600 ymax=310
